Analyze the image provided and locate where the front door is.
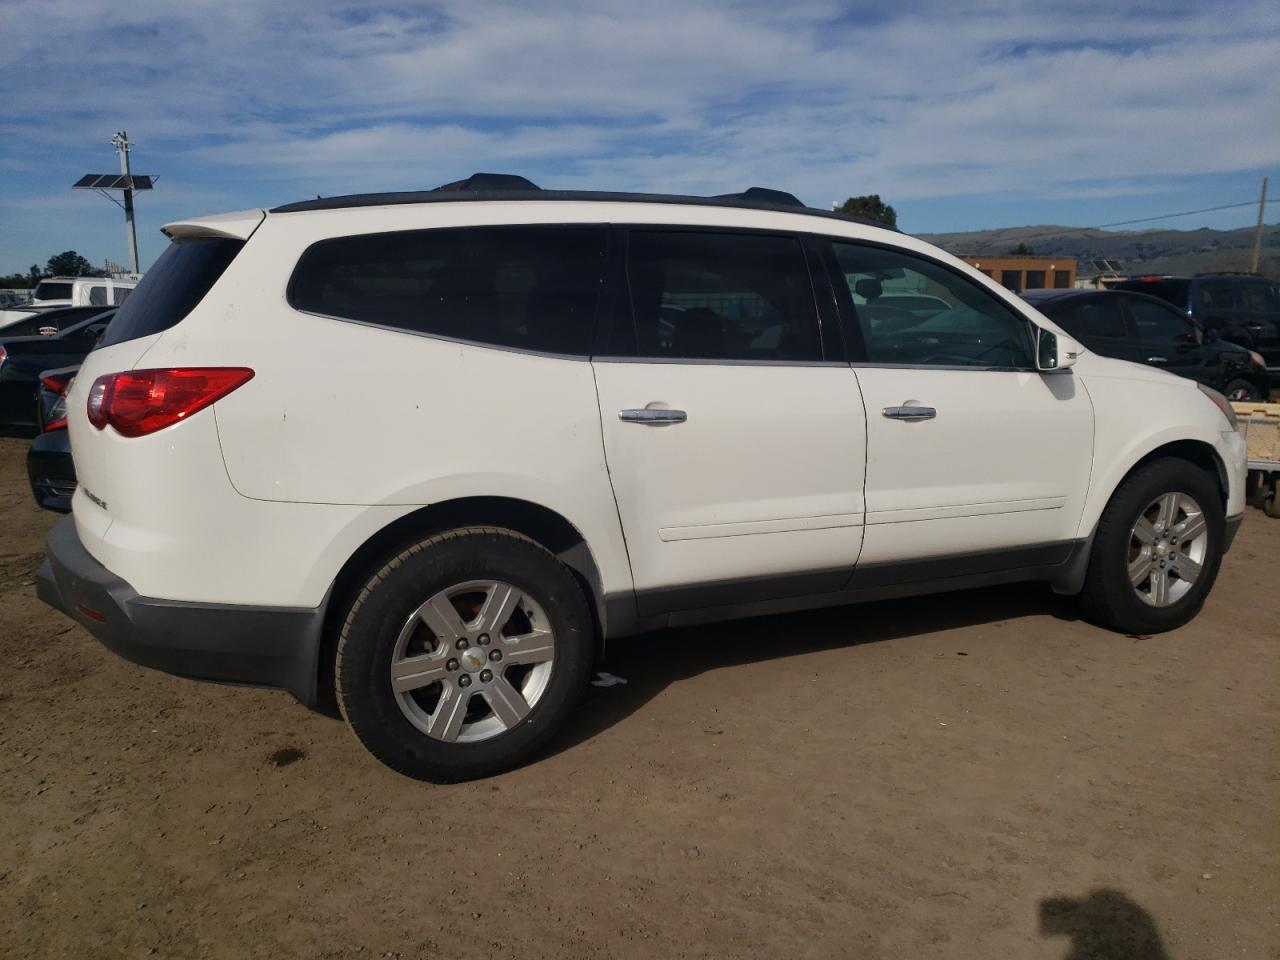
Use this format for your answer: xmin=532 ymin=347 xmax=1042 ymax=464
xmin=1123 ymin=293 xmax=1207 ymax=381
xmin=825 ymin=239 xmax=1093 ymax=571
xmin=593 ymin=228 xmax=868 ymax=616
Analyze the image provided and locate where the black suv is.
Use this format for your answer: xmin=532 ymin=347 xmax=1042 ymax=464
xmin=1113 ymin=274 xmax=1280 ymax=379
xmin=1023 ymin=288 xmax=1270 ymax=401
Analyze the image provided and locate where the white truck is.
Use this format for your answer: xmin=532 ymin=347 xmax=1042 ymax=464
xmin=30 ymin=275 xmax=137 ymax=308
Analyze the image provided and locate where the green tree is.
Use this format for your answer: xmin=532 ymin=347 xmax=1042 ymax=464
xmin=836 ymin=194 xmax=897 ymax=228
xmin=26 ymin=264 xmax=43 ymax=286
xmin=1009 ymin=242 xmax=1035 ymax=256
xmin=45 ymin=250 xmax=93 ymax=277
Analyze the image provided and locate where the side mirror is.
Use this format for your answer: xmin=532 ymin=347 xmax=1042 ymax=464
xmin=1036 ymin=327 xmax=1078 ymax=372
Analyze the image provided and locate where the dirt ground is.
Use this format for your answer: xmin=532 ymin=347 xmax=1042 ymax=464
xmin=1 ymin=436 xmax=1277 ymax=960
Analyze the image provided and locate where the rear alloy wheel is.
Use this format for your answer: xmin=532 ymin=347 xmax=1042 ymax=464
xmin=336 ymin=527 xmax=593 ymax=782
xmin=390 ymin=579 xmax=556 ymax=743
xmin=1223 ymin=378 xmax=1261 ymax=403
xmin=1079 ymin=458 xmax=1224 ymax=633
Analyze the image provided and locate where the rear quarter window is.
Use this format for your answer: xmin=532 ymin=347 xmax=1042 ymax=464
xmin=98 ymin=238 xmax=244 ymax=348
xmin=288 ymin=225 xmax=607 ymax=356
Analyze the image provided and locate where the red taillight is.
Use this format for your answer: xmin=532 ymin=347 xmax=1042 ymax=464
xmin=86 ymin=367 xmax=254 ymax=438
xmin=0 ymin=345 xmax=7 ymax=368
xmin=40 ymin=372 xmax=73 ymax=393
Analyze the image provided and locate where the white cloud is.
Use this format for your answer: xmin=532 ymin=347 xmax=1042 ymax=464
xmin=0 ymin=0 xmax=1277 ymax=269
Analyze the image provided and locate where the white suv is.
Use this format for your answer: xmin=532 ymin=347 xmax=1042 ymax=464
xmin=38 ymin=175 xmax=1248 ymax=782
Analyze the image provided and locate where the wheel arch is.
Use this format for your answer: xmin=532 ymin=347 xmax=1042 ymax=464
xmin=1056 ymin=437 xmax=1228 ymax=596
xmin=313 ymin=496 xmax=608 ymax=715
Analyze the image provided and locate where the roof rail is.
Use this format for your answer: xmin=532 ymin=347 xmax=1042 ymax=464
xmin=433 ymin=173 xmax=541 ymax=193
xmin=268 ymin=180 xmax=894 ymax=231
xmin=1192 ymin=271 xmax=1262 ymax=278
xmin=713 ymin=187 xmax=804 ymax=207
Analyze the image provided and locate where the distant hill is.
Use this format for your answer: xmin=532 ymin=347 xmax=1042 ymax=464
xmin=918 ymin=222 xmax=1280 ymax=280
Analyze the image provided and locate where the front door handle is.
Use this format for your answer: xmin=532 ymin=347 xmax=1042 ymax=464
xmin=1146 ymin=356 xmax=1168 ymax=363
xmin=882 ymin=405 xmax=936 ymax=422
xmin=620 ymin=408 xmax=687 ymax=424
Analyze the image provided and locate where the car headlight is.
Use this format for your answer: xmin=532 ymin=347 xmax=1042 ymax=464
xmin=1198 ymin=383 xmax=1238 ymax=429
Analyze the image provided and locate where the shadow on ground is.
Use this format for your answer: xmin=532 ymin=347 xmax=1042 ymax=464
xmin=1040 ymin=889 xmax=1169 ymax=959
xmin=543 ymin=580 xmax=1082 ymax=759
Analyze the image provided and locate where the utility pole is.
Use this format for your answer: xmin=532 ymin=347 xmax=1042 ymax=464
xmin=73 ymin=134 xmax=153 ymax=276
xmin=111 ymin=131 xmax=140 ymax=275
xmin=1250 ymin=176 xmax=1268 ymax=274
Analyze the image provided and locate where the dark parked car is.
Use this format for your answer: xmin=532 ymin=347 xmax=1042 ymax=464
xmin=27 ymin=365 xmax=77 ymax=513
xmin=0 ymin=304 xmax=112 ymax=339
xmin=1023 ymin=288 xmax=1270 ymax=401
xmin=1113 ymin=273 xmax=1280 ymax=378
xmin=0 ymin=309 xmax=113 ymax=437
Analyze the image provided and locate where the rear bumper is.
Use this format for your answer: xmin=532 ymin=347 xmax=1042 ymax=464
xmin=27 ymin=429 xmax=76 ymax=513
xmin=37 ymin=516 xmax=326 ymax=706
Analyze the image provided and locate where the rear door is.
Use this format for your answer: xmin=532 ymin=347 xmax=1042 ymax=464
xmin=824 ymin=238 xmax=1093 ymax=571
xmin=592 ymin=227 xmax=867 ymax=616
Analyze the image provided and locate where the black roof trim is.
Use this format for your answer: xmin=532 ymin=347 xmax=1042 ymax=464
xmin=269 ymin=183 xmax=893 ymax=230
xmin=713 ymin=186 xmax=804 ymax=207
xmin=433 ymin=172 xmax=541 ymax=193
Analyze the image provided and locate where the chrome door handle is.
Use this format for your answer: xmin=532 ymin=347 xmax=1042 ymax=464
xmin=882 ymin=405 xmax=936 ymax=422
xmin=1146 ymin=356 xmax=1168 ymax=363
xmin=619 ymin=408 xmax=687 ymax=424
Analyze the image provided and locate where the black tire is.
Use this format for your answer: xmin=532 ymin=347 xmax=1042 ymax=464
xmin=336 ymin=526 xmax=594 ymax=782
xmin=1078 ymin=458 xmax=1225 ymax=634
xmin=1222 ymin=378 xmax=1262 ymax=403
xmin=1264 ymin=479 xmax=1280 ymax=519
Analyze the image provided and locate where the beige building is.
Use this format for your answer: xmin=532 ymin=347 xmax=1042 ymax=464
xmin=960 ymin=256 xmax=1076 ymax=291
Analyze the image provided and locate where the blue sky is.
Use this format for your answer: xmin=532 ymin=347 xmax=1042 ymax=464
xmin=0 ymin=0 xmax=1277 ymax=274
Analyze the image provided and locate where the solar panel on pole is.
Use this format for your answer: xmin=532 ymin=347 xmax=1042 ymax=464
xmin=72 ymin=132 xmax=154 ymax=275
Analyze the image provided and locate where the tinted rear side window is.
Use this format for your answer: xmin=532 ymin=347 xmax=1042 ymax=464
xmin=289 ymin=226 xmax=607 ymax=356
xmin=99 ymin=238 xmax=244 ymax=348
xmin=620 ymin=230 xmax=821 ymax=362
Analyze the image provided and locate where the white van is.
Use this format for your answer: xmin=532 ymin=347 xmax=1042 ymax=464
xmin=31 ymin=276 xmax=137 ymax=308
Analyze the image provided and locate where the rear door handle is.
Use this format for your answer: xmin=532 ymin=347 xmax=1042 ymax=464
xmin=882 ymin=405 xmax=936 ymax=421
xmin=1146 ymin=356 xmax=1168 ymax=363
xmin=620 ymin=408 xmax=687 ymax=424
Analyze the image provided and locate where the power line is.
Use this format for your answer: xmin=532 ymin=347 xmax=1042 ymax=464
xmin=957 ymin=197 xmax=1278 ymax=249
xmin=1093 ymin=197 xmax=1276 ymax=230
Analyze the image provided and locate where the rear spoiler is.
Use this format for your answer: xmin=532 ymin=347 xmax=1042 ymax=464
xmin=161 ymin=209 xmax=266 ymax=241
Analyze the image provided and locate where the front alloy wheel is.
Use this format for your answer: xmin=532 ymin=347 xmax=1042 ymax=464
xmin=1127 ymin=493 xmax=1209 ymax=607
xmin=1079 ymin=457 xmax=1224 ymax=634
